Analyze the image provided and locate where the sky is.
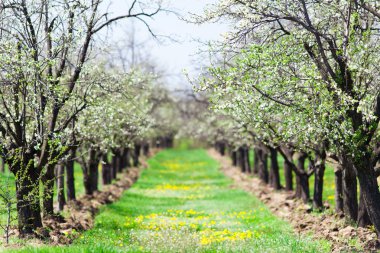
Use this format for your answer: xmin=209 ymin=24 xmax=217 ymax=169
xmin=101 ymin=0 xmax=228 ymax=91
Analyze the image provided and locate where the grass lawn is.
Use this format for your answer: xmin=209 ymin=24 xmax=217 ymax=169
xmin=13 ymin=149 xmax=330 ymax=252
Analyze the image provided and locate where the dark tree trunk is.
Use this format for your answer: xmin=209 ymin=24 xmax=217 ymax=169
xmin=313 ymin=152 xmax=326 ymax=210
xmin=231 ymin=150 xmax=237 ymax=166
xmin=11 ymin=156 xmax=42 ymax=236
xmin=66 ymin=147 xmax=76 ymax=201
xmin=57 ymin=164 xmax=66 ymax=211
xmin=238 ymin=147 xmax=246 ymax=173
xmin=219 ymin=142 xmax=226 ymax=156
xmin=102 ymin=164 xmax=112 ymax=185
xmin=102 ymin=154 xmax=112 ymax=185
xmin=125 ymin=148 xmax=131 ymax=168
xmin=355 ymin=161 xmax=380 ymax=235
xmin=284 ymin=160 xmax=293 ymax=191
xmin=341 ymin=155 xmax=358 ymax=221
xmin=299 ymin=174 xmax=310 ymax=203
xmin=111 ymin=152 xmax=118 ymax=180
xmin=133 ymin=144 xmax=141 ymax=167
xmin=358 ymin=188 xmax=372 ymax=228
xmin=257 ymin=148 xmax=269 ymax=183
xmin=117 ymin=149 xmax=123 ymax=173
xmin=42 ymin=163 xmax=56 ymax=217
xmin=143 ymin=143 xmax=149 ymax=156
xmin=282 ymin=147 xmax=294 ymax=191
xmin=244 ymin=146 xmax=251 ymax=174
xmin=84 ymin=148 xmax=100 ymax=195
xmin=269 ymin=147 xmax=281 ymax=190
xmin=253 ymin=148 xmax=259 ymax=175
xmin=295 ymin=153 xmax=309 ymax=203
xmin=334 ymin=167 xmax=344 ymax=214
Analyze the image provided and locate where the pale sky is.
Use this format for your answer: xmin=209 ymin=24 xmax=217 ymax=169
xmin=100 ymin=0 xmax=227 ymax=90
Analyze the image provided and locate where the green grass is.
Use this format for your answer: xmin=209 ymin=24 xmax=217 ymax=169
xmin=248 ymin=150 xmax=336 ymax=207
xmin=13 ymin=149 xmax=330 ymax=252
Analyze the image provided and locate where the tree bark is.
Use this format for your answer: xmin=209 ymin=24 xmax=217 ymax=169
xmin=219 ymin=142 xmax=226 ymax=156
xmin=282 ymin=147 xmax=294 ymax=191
xmin=102 ymin=153 xmax=112 ymax=185
xmin=102 ymin=164 xmax=112 ymax=185
xmin=111 ymin=152 xmax=118 ymax=180
xmin=231 ymin=150 xmax=237 ymax=166
xmin=238 ymin=146 xmax=246 ymax=173
xmin=83 ymin=148 xmax=100 ymax=195
xmin=125 ymin=147 xmax=131 ymax=168
xmin=334 ymin=167 xmax=344 ymax=214
xmin=244 ymin=146 xmax=251 ymax=174
xmin=269 ymin=147 xmax=281 ymax=190
xmin=257 ymin=148 xmax=269 ymax=183
xmin=143 ymin=143 xmax=150 ymax=156
xmin=133 ymin=144 xmax=141 ymax=167
xmin=42 ymin=163 xmax=56 ymax=217
xmin=313 ymin=153 xmax=326 ymax=210
xmin=11 ymin=156 xmax=43 ymax=236
xmin=117 ymin=149 xmax=123 ymax=173
xmin=295 ymin=153 xmax=309 ymax=203
xmin=284 ymin=160 xmax=293 ymax=191
xmin=253 ymin=148 xmax=259 ymax=175
xmin=57 ymin=164 xmax=66 ymax=211
xmin=358 ymin=188 xmax=372 ymax=228
xmin=356 ymin=161 xmax=380 ymax=235
xmin=341 ymin=155 xmax=358 ymax=221
xmin=66 ymin=147 xmax=76 ymax=201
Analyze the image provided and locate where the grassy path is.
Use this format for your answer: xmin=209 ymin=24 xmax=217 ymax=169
xmin=15 ymin=149 xmax=329 ymax=252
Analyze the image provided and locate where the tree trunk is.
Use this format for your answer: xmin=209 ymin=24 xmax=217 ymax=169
xmin=358 ymin=188 xmax=372 ymax=228
xmin=300 ymin=174 xmax=310 ymax=203
xmin=66 ymin=147 xmax=76 ymax=201
xmin=295 ymin=153 xmax=309 ymax=203
xmin=341 ymin=155 xmax=358 ymax=221
xmin=334 ymin=167 xmax=344 ymax=214
xmin=284 ymin=160 xmax=293 ymax=191
xmin=42 ymin=163 xmax=56 ymax=217
xmin=111 ymin=152 xmax=118 ymax=180
xmin=102 ymin=164 xmax=112 ymax=185
xmin=84 ymin=148 xmax=99 ymax=195
xmin=269 ymin=147 xmax=281 ymax=190
xmin=238 ymin=147 xmax=246 ymax=173
xmin=356 ymin=161 xmax=380 ymax=235
xmin=313 ymin=155 xmax=325 ymax=210
xmin=11 ymin=156 xmax=42 ymax=236
xmin=117 ymin=149 xmax=123 ymax=173
xmin=257 ymin=148 xmax=269 ymax=183
xmin=133 ymin=144 xmax=141 ymax=167
xmin=102 ymin=153 xmax=112 ymax=185
xmin=143 ymin=143 xmax=149 ymax=156
xmin=125 ymin=148 xmax=131 ymax=168
xmin=282 ymin=147 xmax=294 ymax=191
xmin=231 ymin=150 xmax=237 ymax=166
xmin=253 ymin=148 xmax=259 ymax=175
xmin=244 ymin=146 xmax=251 ymax=174
xmin=219 ymin=142 xmax=226 ymax=156
xmin=57 ymin=164 xmax=66 ymax=211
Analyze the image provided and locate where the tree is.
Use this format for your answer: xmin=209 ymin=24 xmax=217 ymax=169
xmin=0 ymin=0 xmax=163 ymax=236
xmin=195 ymin=0 xmax=380 ymax=232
